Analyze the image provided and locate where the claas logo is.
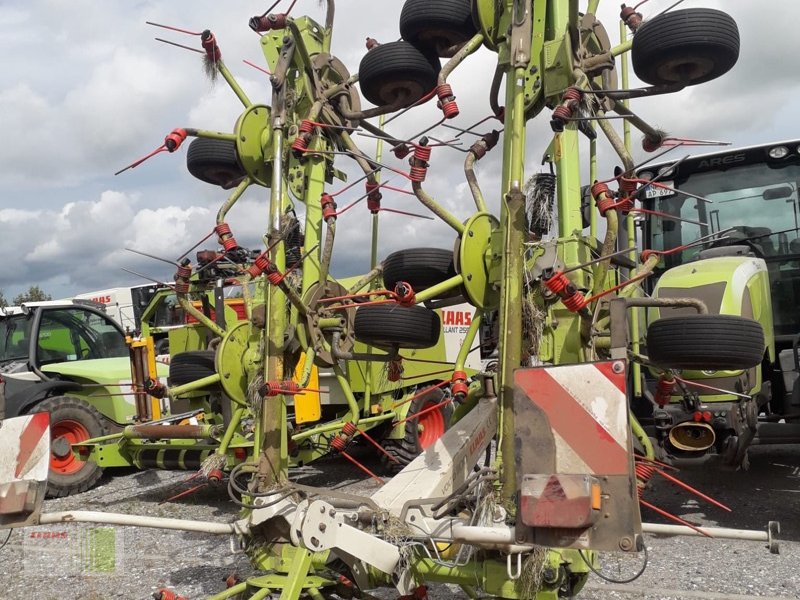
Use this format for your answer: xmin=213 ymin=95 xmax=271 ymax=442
xmin=91 ymin=295 xmax=112 ymax=304
xmin=442 ymin=310 xmax=472 ymax=326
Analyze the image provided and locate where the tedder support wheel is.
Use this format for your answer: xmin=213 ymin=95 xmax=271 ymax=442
xmin=186 ymin=137 xmax=247 ymax=188
xmin=169 ymin=350 xmax=217 ymax=386
xmin=646 ymin=314 xmax=764 ymax=371
xmin=382 ymin=386 xmax=452 ymax=469
xmin=400 ymin=0 xmax=477 ymax=57
xmin=382 ymin=247 xmax=460 ymax=299
xmin=631 ymin=8 xmax=739 ymax=87
xmin=35 ymin=396 xmax=108 ymax=498
xmin=354 ymin=304 xmax=441 ymax=349
xmin=358 ymin=41 xmax=440 ymax=108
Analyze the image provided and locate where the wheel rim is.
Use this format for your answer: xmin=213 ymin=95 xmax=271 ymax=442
xmin=50 ymin=419 xmax=90 ymax=474
xmin=417 ymin=403 xmax=446 ymax=449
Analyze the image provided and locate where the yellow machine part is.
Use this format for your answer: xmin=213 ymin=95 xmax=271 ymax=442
xmin=293 ymin=354 xmax=321 ymax=424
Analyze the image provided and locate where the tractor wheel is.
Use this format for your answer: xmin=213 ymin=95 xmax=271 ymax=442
xmin=358 ymin=41 xmax=440 ymax=108
xmin=382 ymin=386 xmax=452 ymax=469
xmin=646 ymin=315 xmax=764 ymax=370
xmin=631 ymin=8 xmax=739 ymax=87
xmin=400 ymin=0 xmax=477 ymax=57
xmin=35 ymin=396 xmax=108 ymax=498
xmin=382 ymin=247 xmax=460 ymax=299
xmin=169 ymin=350 xmax=217 ymax=386
xmin=354 ymin=304 xmax=441 ymax=349
xmin=186 ymin=137 xmax=247 ymax=188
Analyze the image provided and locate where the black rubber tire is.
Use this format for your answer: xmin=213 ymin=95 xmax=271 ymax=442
xmin=382 ymin=386 xmax=452 ymax=470
xmin=632 ymin=8 xmax=739 ymax=86
xmin=647 ymin=315 xmax=764 ymax=370
xmin=35 ymin=396 xmax=108 ymax=498
xmin=358 ymin=41 xmax=440 ymax=108
xmin=186 ymin=137 xmax=246 ymax=188
xmin=382 ymin=248 xmax=459 ymax=299
xmin=354 ymin=304 xmax=441 ymax=349
xmin=400 ymin=0 xmax=477 ymax=57
xmin=169 ymin=350 xmax=217 ymax=386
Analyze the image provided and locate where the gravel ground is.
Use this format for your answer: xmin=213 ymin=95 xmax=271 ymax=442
xmin=1 ymin=445 xmax=798 ymax=600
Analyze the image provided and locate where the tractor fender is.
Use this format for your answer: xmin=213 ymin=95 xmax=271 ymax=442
xmin=4 ymin=379 xmax=82 ymax=419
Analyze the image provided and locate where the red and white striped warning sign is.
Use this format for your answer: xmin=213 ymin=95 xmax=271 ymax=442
xmin=0 ymin=413 xmax=50 ymax=482
xmin=514 ymin=361 xmax=629 ymax=475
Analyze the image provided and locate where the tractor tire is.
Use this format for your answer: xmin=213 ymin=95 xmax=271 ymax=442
xmin=631 ymin=8 xmax=739 ymax=87
xmin=35 ymin=396 xmax=108 ymax=498
xmin=354 ymin=304 xmax=441 ymax=349
xmin=358 ymin=41 xmax=440 ymax=108
xmin=400 ymin=0 xmax=477 ymax=57
xmin=169 ymin=350 xmax=217 ymax=386
xmin=186 ymin=137 xmax=246 ymax=188
xmin=382 ymin=247 xmax=460 ymax=299
xmin=646 ymin=315 xmax=764 ymax=370
xmin=382 ymin=385 xmax=452 ymax=470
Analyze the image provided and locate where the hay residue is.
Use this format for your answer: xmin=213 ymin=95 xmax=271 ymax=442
xmin=515 ymin=546 xmax=548 ymax=599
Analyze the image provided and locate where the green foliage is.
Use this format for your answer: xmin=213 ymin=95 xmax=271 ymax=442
xmin=0 ymin=289 xmax=6 ymax=308
xmin=12 ymin=285 xmax=52 ymax=305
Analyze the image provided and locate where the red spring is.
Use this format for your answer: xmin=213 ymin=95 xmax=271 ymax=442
xmin=642 ymin=134 xmax=663 ymax=153
xmin=266 ymin=270 xmax=283 ymax=285
xmin=615 ymin=198 xmax=635 ymax=214
xmin=655 ymin=376 xmax=676 ymax=408
xmin=592 ymin=182 xmax=615 ymax=216
xmin=215 ymin=222 xmax=232 ymax=236
xmin=552 ymin=104 xmax=573 ymax=122
xmin=618 ymin=176 xmax=638 ymax=196
xmin=176 ymin=264 xmax=192 ymax=279
xmin=635 ymin=462 xmax=657 ymax=498
xmin=215 ymin=222 xmax=238 ymax=251
xmin=437 ymin=83 xmax=459 ymax=119
xmin=321 ymin=193 xmax=337 ymax=220
xmin=562 ymin=290 xmax=588 ymax=312
xmin=366 ymin=181 xmax=382 ymax=212
xmin=640 ymin=249 xmax=659 ymax=263
xmin=342 ymin=421 xmax=358 ymax=437
xmin=164 ymin=128 xmax=187 ymax=152
xmin=393 ymin=281 xmax=416 ymax=306
xmin=451 ymin=370 xmax=468 ymax=397
xmin=331 ymin=435 xmax=347 ymax=452
xmin=414 ymin=144 xmax=432 ymax=163
xmin=174 ymin=281 xmax=190 ymax=294
xmin=563 ymin=87 xmax=582 ymax=102
xmin=543 ymin=270 xmax=570 ymax=295
xmin=392 ymin=144 xmax=411 ymax=159
xmin=620 ymin=6 xmax=643 ymax=31
xmin=298 ymin=120 xmax=315 ymax=134
xmin=291 ymin=136 xmax=310 ymax=153
xmin=388 ymin=359 xmax=403 ymax=382
xmin=201 ymin=30 xmax=221 ymax=61
xmin=409 ymin=164 xmax=427 ymax=182
xmin=247 ymin=253 xmax=271 ymax=278
xmin=250 ymin=13 xmax=287 ymax=32
xmin=261 ymin=380 xmax=300 ymax=396
xmin=221 ymin=237 xmax=238 ymax=251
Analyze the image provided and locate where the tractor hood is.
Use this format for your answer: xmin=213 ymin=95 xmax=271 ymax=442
xmin=42 ymin=357 xmax=166 ymax=382
xmin=651 ymin=255 xmax=775 ymax=363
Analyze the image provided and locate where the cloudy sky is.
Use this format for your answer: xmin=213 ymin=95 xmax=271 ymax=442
xmin=1 ymin=1 xmax=798 ymax=301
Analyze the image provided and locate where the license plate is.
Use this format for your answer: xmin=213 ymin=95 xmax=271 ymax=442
xmin=643 ymin=180 xmax=675 ymax=199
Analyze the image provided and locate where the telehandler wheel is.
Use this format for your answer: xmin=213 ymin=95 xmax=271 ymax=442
xmin=382 ymin=247 xmax=460 ymax=299
xmin=646 ymin=314 xmax=764 ymax=370
xmin=186 ymin=137 xmax=247 ymax=188
xmin=400 ymin=0 xmax=477 ymax=57
xmin=169 ymin=350 xmax=217 ymax=386
xmin=358 ymin=41 xmax=440 ymax=108
xmin=631 ymin=8 xmax=739 ymax=87
xmin=354 ymin=304 xmax=441 ymax=349
xmin=35 ymin=396 xmax=108 ymax=498
xmin=382 ymin=386 xmax=452 ymax=469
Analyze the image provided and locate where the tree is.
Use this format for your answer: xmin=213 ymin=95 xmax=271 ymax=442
xmin=0 ymin=289 xmax=6 ymax=308
xmin=12 ymin=285 xmax=52 ymax=305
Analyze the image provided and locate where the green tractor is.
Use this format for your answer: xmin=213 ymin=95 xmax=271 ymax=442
xmin=0 ymin=300 xmax=167 ymax=496
xmin=634 ymin=139 xmax=800 ymax=467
